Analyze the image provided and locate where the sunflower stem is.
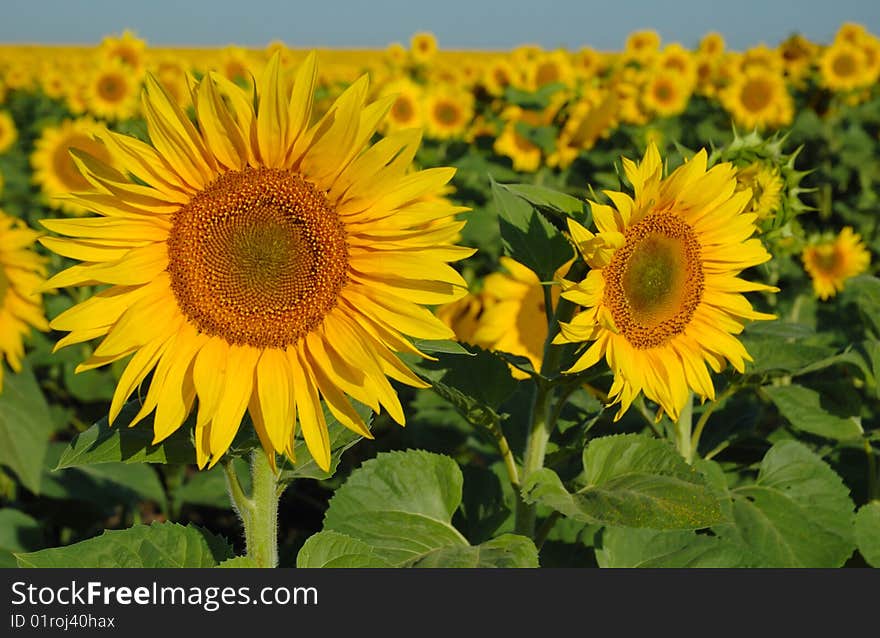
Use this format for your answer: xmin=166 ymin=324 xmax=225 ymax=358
xmin=675 ymin=392 xmax=694 ymax=463
xmin=224 ymin=452 xmax=280 ymax=568
xmin=514 ymin=263 xmax=583 ymax=538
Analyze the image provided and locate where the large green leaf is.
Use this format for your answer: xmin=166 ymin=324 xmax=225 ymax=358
xmin=763 ymin=384 xmax=863 ymax=441
xmin=522 ymin=434 xmax=725 ymax=529
xmin=0 ymin=365 xmax=55 ymax=493
xmin=491 ymin=178 xmax=573 ymax=281
xmin=854 ymin=502 xmax=880 ymax=567
xmin=56 ymin=400 xmax=197 ymax=469
xmin=0 ymin=509 xmax=43 ymax=568
xmin=16 ymin=522 xmax=233 ymax=568
xmin=297 ymin=450 xmax=538 ymax=567
xmin=722 ymin=440 xmax=855 ymax=567
xmin=844 ymin=275 xmax=880 ymax=334
xmin=502 ymin=183 xmax=585 ymax=218
xmin=596 ymin=528 xmax=748 ymax=568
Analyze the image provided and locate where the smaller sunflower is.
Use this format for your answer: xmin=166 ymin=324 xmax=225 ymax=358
xmin=819 ymin=40 xmax=870 ymax=91
xmin=482 ymin=57 xmax=518 ymax=96
xmin=423 ymin=89 xmax=474 ymax=140
xmin=0 ymin=111 xmax=17 ymax=154
xmin=379 ymin=79 xmax=424 ymax=133
xmin=624 ymin=30 xmax=661 ymax=64
xmin=720 ymin=67 xmax=793 ymax=130
xmin=471 ymin=258 xmax=560 ymax=379
xmin=494 ymin=123 xmax=542 ymax=173
xmin=411 ymin=32 xmax=438 ymax=65
xmin=699 ymin=32 xmax=725 ymax=58
xmin=0 ymin=211 xmax=49 ymax=391
xmin=802 ymin=228 xmax=871 ymax=300
xmin=85 ymin=59 xmax=142 ymax=121
xmin=735 ymin=162 xmax=783 ymax=222
xmin=526 ymin=50 xmax=575 ymax=91
xmin=31 ymin=117 xmax=118 ymax=215
xmin=438 ymin=291 xmax=490 ymax=346
xmin=100 ymin=30 xmax=147 ymax=71
xmin=642 ymin=71 xmax=692 ymax=117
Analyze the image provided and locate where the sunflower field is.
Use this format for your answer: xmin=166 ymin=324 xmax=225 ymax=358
xmin=0 ymin=25 xmax=879 ymax=570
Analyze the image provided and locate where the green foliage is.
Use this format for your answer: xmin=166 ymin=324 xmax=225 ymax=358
xmin=16 ymin=522 xmax=233 ymax=568
xmin=0 ymin=365 xmax=55 ymax=493
xmin=523 ymin=434 xmax=725 ymax=529
xmin=297 ymin=450 xmax=538 ymax=567
xmin=491 ymin=177 xmax=573 ymax=281
xmin=854 ymin=502 xmax=880 ymax=567
xmin=763 ymin=384 xmax=863 ymax=441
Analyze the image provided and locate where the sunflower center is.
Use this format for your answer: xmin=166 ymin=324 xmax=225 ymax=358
xmin=97 ymin=74 xmax=126 ymax=102
xmin=167 ymin=167 xmax=349 ymax=349
xmin=813 ymin=245 xmax=842 ymax=273
xmin=653 ymin=80 xmax=674 ymax=103
xmin=391 ymin=95 xmax=414 ymax=121
xmin=434 ymin=101 xmax=460 ymax=126
xmin=740 ymin=78 xmax=773 ymax=112
xmin=832 ymin=53 xmax=857 ymax=77
xmin=603 ymin=212 xmax=704 ymax=349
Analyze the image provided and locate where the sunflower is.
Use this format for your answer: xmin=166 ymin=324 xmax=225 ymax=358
xmin=0 ymin=111 xmax=17 ymax=154
xmin=40 ymin=53 xmax=473 ymax=471
xmin=819 ymin=40 xmax=870 ymax=91
xmin=100 ymin=30 xmax=147 ymax=71
xmin=385 ymin=43 xmax=408 ymax=67
xmin=802 ymin=228 xmax=870 ymax=300
xmin=410 ymin=32 xmax=438 ymax=65
xmin=734 ymin=162 xmax=783 ymax=222
xmin=217 ymin=46 xmax=257 ymax=88
xmin=526 ymin=50 xmax=575 ymax=91
xmin=698 ymin=32 xmax=725 ymax=58
xmin=378 ymin=79 xmax=423 ymax=133
xmin=31 ymin=117 xmax=118 ymax=215
xmin=555 ymin=143 xmax=776 ymax=420
xmin=548 ymin=89 xmax=618 ymax=169
xmin=642 ymin=71 xmax=692 ymax=117
xmin=720 ymin=67 xmax=793 ymax=130
xmin=624 ymin=30 xmax=661 ymax=64
xmin=494 ymin=123 xmax=542 ymax=173
xmin=0 ymin=211 xmax=49 ymax=391
xmin=85 ymin=59 xmax=142 ymax=121
xmin=423 ymin=89 xmax=474 ymax=140
xmin=778 ymin=34 xmax=818 ymax=84
xmin=437 ymin=290 xmax=489 ymax=346
xmin=655 ymin=43 xmax=697 ymax=88
xmin=482 ymin=57 xmax=518 ymax=96
xmin=471 ymin=258 xmax=560 ymax=379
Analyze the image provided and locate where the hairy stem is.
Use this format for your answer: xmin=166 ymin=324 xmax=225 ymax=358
xmin=224 ymin=452 xmax=280 ymax=568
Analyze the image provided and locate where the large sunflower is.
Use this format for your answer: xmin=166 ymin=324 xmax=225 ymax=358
xmin=0 ymin=211 xmax=49 ymax=391
xmin=555 ymin=143 xmax=776 ymax=420
xmin=40 ymin=53 xmax=472 ymax=470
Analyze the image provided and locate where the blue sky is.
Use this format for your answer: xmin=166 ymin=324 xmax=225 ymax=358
xmin=2 ymin=0 xmax=879 ymax=50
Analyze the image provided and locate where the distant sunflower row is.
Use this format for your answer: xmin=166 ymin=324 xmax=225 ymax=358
xmin=1 ymin=24 xmax=879 ymax=183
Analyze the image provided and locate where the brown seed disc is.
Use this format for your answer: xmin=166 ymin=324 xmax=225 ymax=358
xmin=167 ymin=167 xmax=349 ymax=348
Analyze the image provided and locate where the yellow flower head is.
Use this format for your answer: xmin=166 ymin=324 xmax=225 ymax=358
xmin=642 ymin=71 xmax=692 ymax=117
xmin=525 ymin=50 xmax=575 ymax=91
xmin=423 ymin=89 xmax=474 ymax=140
xmin=482 ymin=57 xmax=518 ymax=96
xmin=802 ymin=228 xmax=871 ymax=300
xmin=410 ymin=32 xmax=438 ymax=65
xmin=472 ymin=258 xmax=560 ymax=379
xmin=0 ymin=211 xmax=49 ymax=392
xmin=379 ymin=79 xmax=424 ymax=133
xmin=720 ymin=67 xmax=793 ymax=130
xmin=0 ymin=111 xmax=17 ymax=154
xmin=85 ymin=59 xmax=143 ymax=120
xmin=698 ymin=32 xmax=726 ymax=58
xmin=625 ymin=30 xmax=661 ymax=64
xmin=556 ymin=143 xmax=777 ymax=420
xmin=494 ymin=123 xmax=542 ymax=173
xmin=31 ymin=117 xmax=119 ymax=215
xmin=734 ymin=162 xmax=783 ymax=221
xmin=819 ymin=40 xmax=871 ymax=91
xmin=40 ymin=53 xmax=473 ymax=471
xmin=100 ymin=29 xmax=147 ymax=70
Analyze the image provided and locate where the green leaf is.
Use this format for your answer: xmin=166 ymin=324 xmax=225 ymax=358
xmin=596 ymin=528 xmax=748 ymax=568
xmin=299 ymin=450 xmax=538 ymax=567
xmin=0 ymin=509 xmax=43 ymax=568
xmin=743 ymin=338 xmax=836 ymax=375
xmin=411 ymin=339 xmax=475 ymax=356
xmin=297 ymin=531 xmax=394 ymax=568
xmin=522 ymin=434 xmax=725 ymax=529
xmin=0 ymin=365 xmax=54 ymax=493
xmin=763 ymin=384 xmax=863 ymax=441
xmin=502 ymin=183 xmax=584 ymax=218
xmin=723 ymin=440 xmax=855 ymax=567
xmin=56 ymin=400 xmax=197 ymax=469
xmin=16 ymin=521 xmax=233 ymax=568
xmin=854 ymin=502 xmax=880 ymax=567
xmin=844 ymin=275 xmax=880 ymax=334
xmin=491 ymin=177 xmax=573 ymax=281
xmin=280 ymin=401 xmax=372 ymax=482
